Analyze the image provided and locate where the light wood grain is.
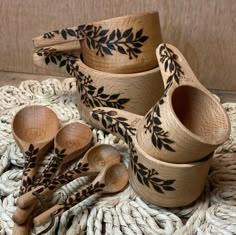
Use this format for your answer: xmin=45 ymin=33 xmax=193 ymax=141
xmin=0 ymin=0 xmax=235 ymax=90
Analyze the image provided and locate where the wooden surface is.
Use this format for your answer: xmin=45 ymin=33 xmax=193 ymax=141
xmin=0 ymin=0 xmax=235 ymax=90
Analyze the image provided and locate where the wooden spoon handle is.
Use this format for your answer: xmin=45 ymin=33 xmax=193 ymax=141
xmin=34 ymin=149 xmax=67 ymax=186
xmin=17 ymin=163 xmax=97 ymax=208
xmin=20 ymin=144 xmax=40 ymax=195
xmin=32 ymin=26 xmax=85 ymax=48
xmin=34 ymin=182 xmax=105 ymax=226
xmin=12 ymin=218 xmax=32 ymax=235
xmin=12 ymin=203 xmax=36 ymax=225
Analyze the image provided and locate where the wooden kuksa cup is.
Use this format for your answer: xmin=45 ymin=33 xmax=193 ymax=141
xmin=33 ymin=45 xmax=164 ymax=125
xmin=136 ymin=43 xmax=230 ymax=163
xmin=33 ymin=12 xmax=162 ymax=73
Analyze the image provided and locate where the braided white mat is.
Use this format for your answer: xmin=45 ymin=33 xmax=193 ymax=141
xmin=0 ymin=78 xmax=235 ymax=235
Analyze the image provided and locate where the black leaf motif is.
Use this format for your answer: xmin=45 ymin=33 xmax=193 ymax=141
xmin=36 ymin=48 xmax=129 ymax=109
xmin=144 ymin=101 xmax=175 ymax=152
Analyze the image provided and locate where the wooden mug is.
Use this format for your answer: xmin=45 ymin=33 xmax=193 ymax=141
xmin=32 ymin=12 xmax=162 ymax=73
xmin=90 ymin=43 xmax=230 ymax=164
xmin=90 ymin=107 xmax=213 ymax=207
xmin=33 ymin=45 xmax=164 ymax=125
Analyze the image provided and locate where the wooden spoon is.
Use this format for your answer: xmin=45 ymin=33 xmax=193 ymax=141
xmin=12 ymin=105 xmax=59 ymax=235
xmin=12 ymin=105 xmax=60 ymax=195
xmin=33 ymin=163 xmax=128 ymax=226
xmin=33 ymin=121 xmax=93 ymax=187
xmin=17 ymin=144 xmax=121 ymax=208
xmin=13 ymin=122 xmax=93 ymax=225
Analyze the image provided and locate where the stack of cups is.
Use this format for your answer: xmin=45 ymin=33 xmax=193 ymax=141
xmin=33 ymin=12 xmax=164 ymax=123
xmin=33 ymin=13 xmax=231 ymax=207
xmin=90 ymin=43 xmax=231 ymax=207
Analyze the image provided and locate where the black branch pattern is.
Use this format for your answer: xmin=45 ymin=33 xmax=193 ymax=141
xmin=43 ymin=26 xmax=149 ymax=59
xmin=144 ymin=101 xmax=175 ymax=152
xmin=53 ymin=182 xmax=105 ymax=215
xmin=20 ymin=144 xmax=39 ymax=195
xmin=159 ymin=44 xmax=184 ymax=93
xmin=35 ymin=148 xmax=66 ymax=186
xmin=36 ymin=48 xmax=129 ymax=109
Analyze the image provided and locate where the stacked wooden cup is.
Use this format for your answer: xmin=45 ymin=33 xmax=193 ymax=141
xmin=33 ymin=12 xmax=231 ymax=207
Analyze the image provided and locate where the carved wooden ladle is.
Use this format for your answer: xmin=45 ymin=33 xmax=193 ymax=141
xmin=17 ymin=144 xmax=121 ymax=209
xmin=33 ymin=163 xmax=128 ymax=226
xmin=88 ymin=43 xmax=231 ymax=207
xmin=12 ymin=105 xmax=60 ymax=196
xmin=13 ymin=122 xmax=93 ymax=225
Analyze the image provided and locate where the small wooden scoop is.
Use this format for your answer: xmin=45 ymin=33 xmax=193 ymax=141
xmin=17 ymin=144 xmax=121 ymax=208
xmin=12 ymin=105 xmax=60 ymax=195
xmin=33 ymin=163 xmax=128 ymax=226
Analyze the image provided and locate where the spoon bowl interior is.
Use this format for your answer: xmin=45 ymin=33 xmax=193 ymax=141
xmin=104 ymin=163 xmax=128 ymax=193
xmin=55 ymin=122 xmax=93 ymax=159
xmin=12 ymin=105 xmax=59 ymax=145
xmin=86 ymin=144 xmax=121 ymax=171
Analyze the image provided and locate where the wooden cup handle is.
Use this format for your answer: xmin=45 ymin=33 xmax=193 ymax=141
xmin=90 ymin=107 xmax=142 ymax=143
xmin=156 ymin=43 xmax=208 ymax=94
xmin=33 ymin=44 xmax=82 ymax=77
xmin=32 ymin=25 xmax=86 ymax=48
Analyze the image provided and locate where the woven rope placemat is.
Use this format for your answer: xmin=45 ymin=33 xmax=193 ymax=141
xmin=0 ymin=78 xmax=235 ymax=235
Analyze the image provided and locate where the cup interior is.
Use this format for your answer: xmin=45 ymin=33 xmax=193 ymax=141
xmin=171 ymin=85 xmax=230 ymax=145
xmin=13 ymin=106 xmax=59 ymax=143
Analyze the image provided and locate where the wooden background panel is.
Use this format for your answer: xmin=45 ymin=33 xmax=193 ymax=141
xmin=0 ymin=0 xmax=235 ymax=90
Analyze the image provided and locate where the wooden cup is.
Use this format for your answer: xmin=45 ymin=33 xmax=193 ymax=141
xmin=90 ymin=107 xmax=213 ymax=207
xmin=33 ymin=12 xmax=162 ymax=73
xmin=136 ymin=43 xmax=230 ymax=163
xmin=33 ymin=45 xmax=164 ymax=125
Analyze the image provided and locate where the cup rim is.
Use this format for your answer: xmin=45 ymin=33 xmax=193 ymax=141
xmin=78 ymin=55 xmax=160 ymax=76
xmin=133 ymin=135 xmax=213 ymax=168
xmin=167 ymin=84 xmax=231 ymax=146
xmin=88 ymin=11 xmax=159 ymax=25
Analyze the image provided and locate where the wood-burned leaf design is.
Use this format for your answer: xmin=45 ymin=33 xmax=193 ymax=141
xmin=35 ymin=148 xmax=66 ymax=186
xmin=36 ymin=47 xmax=130 ymax=110
xmin=159 ymin=44 xmax=184 ymax=93
xmin=53 ymin=182 xmax=105 ymax=216
xmin=43 ymin=25 xmax=149 ymax=59
xmin=91 ymin=109 xmax=136 ymax=140
xmin=45 ymin=162 xmax=91 ymax=190
xmin=144 ymin=101 xmax=175 ymax=152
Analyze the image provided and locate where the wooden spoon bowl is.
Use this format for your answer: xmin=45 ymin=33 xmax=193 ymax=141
xmin=12 ymin=105 xmax=59 ymax=146
xmin=12 ymin=105 xmax=60 ymax=195
xmin=55 ymin=122 xmax=93 ymax=164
